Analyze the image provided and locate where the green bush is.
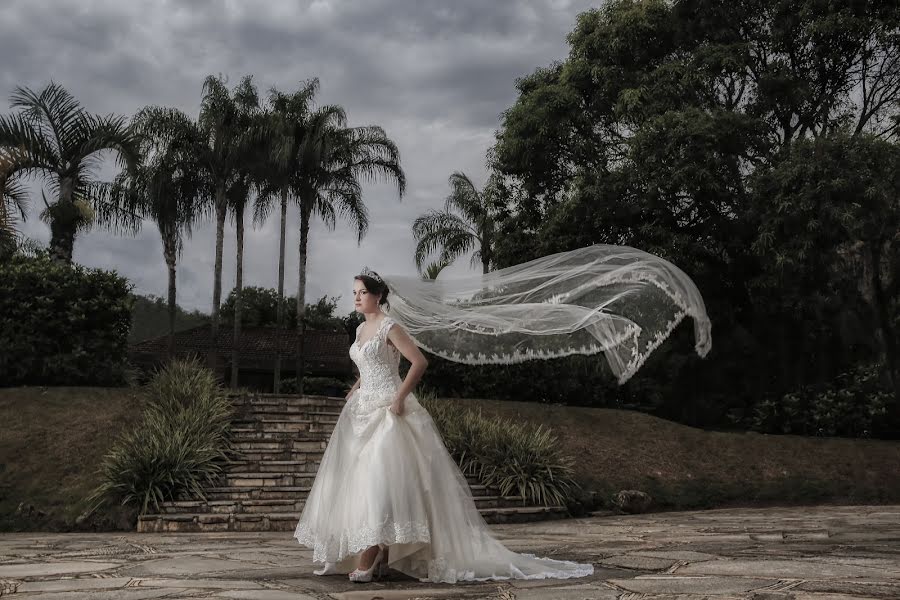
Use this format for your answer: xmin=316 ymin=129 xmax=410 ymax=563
xmin=753 ymin=363 xmax=892 ymax=438
xmin=89 ymin=359 xmax=234 ymax=514
xmin=0 ymin=254 xmax=133 ymax=386
xmin=419 ymin=393 xmax=578 ymax=506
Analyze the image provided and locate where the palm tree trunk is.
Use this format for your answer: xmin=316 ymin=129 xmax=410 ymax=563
xmin=209 ymin=183 xmax=227 ymax=374
xmin=231 ymin=204 xmax=245 ymax=390
xmin=162 ymin=231 xmax=178 ymax=360
xmin=274 ymin=187 xmax=288 ymax=394
xmin=49 ymin=176 xmax=76 ymax=264
xmin=296 ymin=203 xmax=311 ymax=395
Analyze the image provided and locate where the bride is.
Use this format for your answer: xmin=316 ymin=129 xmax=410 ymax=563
xmin=295 ymin=245 xmax=712 ymax=583
xmin=293 ymin=269 xmax=595 ymax=583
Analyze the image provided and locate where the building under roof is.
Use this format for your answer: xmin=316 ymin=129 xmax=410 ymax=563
xmin=129 ymin=324 xmax=354 ymax=391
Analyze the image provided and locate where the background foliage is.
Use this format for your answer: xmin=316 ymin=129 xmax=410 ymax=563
xmin=418 ymin=0 xmax=900 ymax=438
xmin=0 ymin=254 xmax=133 ymax=386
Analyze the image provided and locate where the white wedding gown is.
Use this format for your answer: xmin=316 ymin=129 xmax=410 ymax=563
xmin=293 ymin=316 xmax=594 ymax=583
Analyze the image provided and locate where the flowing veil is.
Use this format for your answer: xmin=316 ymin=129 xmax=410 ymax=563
xmin=382 ymin=244 xmax=711 ymax=383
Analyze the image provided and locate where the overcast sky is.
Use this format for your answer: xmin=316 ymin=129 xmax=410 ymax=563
xmin=4 ymin=0 xmax=596 ymax=314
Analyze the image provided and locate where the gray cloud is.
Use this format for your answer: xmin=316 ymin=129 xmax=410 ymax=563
xmin=6 ymin=0 xmax=597 ymax=313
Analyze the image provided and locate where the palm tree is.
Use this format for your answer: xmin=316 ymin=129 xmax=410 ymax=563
xmin=228 ymin=173 xmax=255 ymax=389
xmin=0 ymin=82 xmax=139 ymax=263
xmin=196 ymin=75 xmax=260 ymax=371
xmin=254 ymin=80 xmax=320 ymax=393
xmin=111 ymin=106 xmax=204 ymax=358
xmin=291 ymin=107 xmax=406 ymax=392
xmin=422 ymin=259 xmax=450 ymax=280
xmin=413 ymin=172 xmax=498 ymax=275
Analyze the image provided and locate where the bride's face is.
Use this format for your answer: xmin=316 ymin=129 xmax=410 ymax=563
xmin=353 ymin=280 xmax=381 ymax=314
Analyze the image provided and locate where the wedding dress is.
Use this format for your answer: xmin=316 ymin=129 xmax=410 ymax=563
xmin=293 ymin=315 xmax=594 ymax=583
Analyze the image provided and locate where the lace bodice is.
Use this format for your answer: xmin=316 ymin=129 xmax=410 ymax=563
xmin=349 ymin=316 xmax=402 ymax=397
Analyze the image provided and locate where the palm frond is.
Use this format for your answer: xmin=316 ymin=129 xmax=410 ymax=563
xmin=9 ymin=82 xmax=83 ymax=158
xmin=0 ymin=113 xmax=60 ymax=173
xmin=412 ymin=210 xmax=477 ymax=271
xmin=423 ymin=259 xmax=450 ymax=280
xmin=446 ymin=171 xmax=483 ymax=222
xmin=68 ymin=112 xmax=140 ymax=174
xmin=1 ymin=173 xmax=30 ymax=220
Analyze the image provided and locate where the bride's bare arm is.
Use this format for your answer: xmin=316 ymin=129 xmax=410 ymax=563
xmin=387 ymin=324 xmax=428 ymax=414
xmin=346 ymin=376 xmax=360 ymax=399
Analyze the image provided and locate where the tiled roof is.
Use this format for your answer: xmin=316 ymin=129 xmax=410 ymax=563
xmin=129 ymin=324 xmax=352 ymax=370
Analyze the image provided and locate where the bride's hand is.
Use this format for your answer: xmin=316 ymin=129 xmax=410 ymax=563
xmin=389 ymin=398 xmax=405 ymax=416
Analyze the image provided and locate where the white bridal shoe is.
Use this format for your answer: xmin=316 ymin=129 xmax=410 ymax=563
xmin=348 ymin=546 xmax=385 ymax=583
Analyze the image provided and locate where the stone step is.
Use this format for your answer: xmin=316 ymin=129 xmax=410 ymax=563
xmin=223 ymin=472 xmax=317 ymax=488
xmin=138 ymin=504 xmax=567 ymax=533
xmin=160 ymin=498 xmax=307 ymax=515
xmin=231 ymin=421 xmax=335 ymax=434
xmin=157 ymin=494 xmax=525 ymax=517
xmin=232 ymin=429 xmax=332 ymax=441
xmin=202 ymin=483 xmax=500 ymax=502
xmin=231 ymin=450 xmax=326 ymax=463
xmin=205 ymin=486 xmax=312 ymax=501
xmin=234 ymin=407 xmax=343 ymax=417
xmin=227 ymin=459 xmax=322 ymax=474
xmin=232 ymin=439 xmax=329 ymax=452
xmin=230 ymin=395 xmax=346 ymax=409
xmin=233 ymin=412 xmax=340 ymax=424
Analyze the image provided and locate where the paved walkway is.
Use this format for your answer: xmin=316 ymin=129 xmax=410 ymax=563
xmin=1 ymin=505 xmax=898 ymax=599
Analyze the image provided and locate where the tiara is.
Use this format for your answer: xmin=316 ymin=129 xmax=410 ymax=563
xmin=360 ymin=267 xmax=384 ymax=284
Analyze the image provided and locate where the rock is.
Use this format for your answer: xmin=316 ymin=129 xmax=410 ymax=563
xmin=613 ymin=489 xmax=652 ymax=513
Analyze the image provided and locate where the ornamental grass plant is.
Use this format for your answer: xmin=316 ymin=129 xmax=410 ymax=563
xmin=89 ymin=359 xmax=234 ymax=514
xmin=420 ymin=392 xmax=578 ymax=507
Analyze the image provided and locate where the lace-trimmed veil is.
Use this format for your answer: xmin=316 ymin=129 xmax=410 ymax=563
xmin=381 ymin=244 xmax=711 ymax=384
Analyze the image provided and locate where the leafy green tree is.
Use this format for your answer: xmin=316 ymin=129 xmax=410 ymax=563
xmin=0 ymin=83 xmax=140 ymax=263
xmin=219 ymin=286 xmax=348 ymax=332
xmin=485 ymin=0 xmax=900 ymax=427
xmin=129 ymin=294 xmax=209 ymax=344
xmin=752 ymin=133 xmax=900 ymax=401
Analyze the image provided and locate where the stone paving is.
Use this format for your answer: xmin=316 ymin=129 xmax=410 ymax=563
xmin=0 ymin=505 xmax=898 ymax=599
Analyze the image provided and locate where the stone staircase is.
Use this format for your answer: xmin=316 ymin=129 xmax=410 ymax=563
xmin=137 ymin=394 xmax=567 ymax=533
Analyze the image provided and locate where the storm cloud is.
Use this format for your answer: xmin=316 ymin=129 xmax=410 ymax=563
xmin=4 ymin=0 xmax=596 ymax=312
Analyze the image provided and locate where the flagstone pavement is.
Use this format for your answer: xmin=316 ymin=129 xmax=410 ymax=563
xmin=1 ymin=505 xmax=898 ymax=599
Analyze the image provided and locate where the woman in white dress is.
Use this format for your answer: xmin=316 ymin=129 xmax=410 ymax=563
xmin=293 ymin=269 xmax=594 ymax=584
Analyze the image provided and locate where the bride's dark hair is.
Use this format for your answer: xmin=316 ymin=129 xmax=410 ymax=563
xmin=354 ymin=271 xmax=390 ymax=310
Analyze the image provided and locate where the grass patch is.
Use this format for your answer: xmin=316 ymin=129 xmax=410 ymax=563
xmin=2 ymin=388 xmax=899 ymax=531
xmin=439 ymin=397 xmax=900 ymax=511
xmin=0 ymin=387 xmax=143 ymax=531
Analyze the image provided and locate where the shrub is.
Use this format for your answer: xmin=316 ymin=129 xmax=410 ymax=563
xmin=419 ymin=392 xmax=578 ymax=506
xmin=89 ymin=359 xmax=234 ymax=514
xmin=753 ymin=362 xmax=892 ymax=438
xmin=0 ymin=254 xmax=133 ymax=386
